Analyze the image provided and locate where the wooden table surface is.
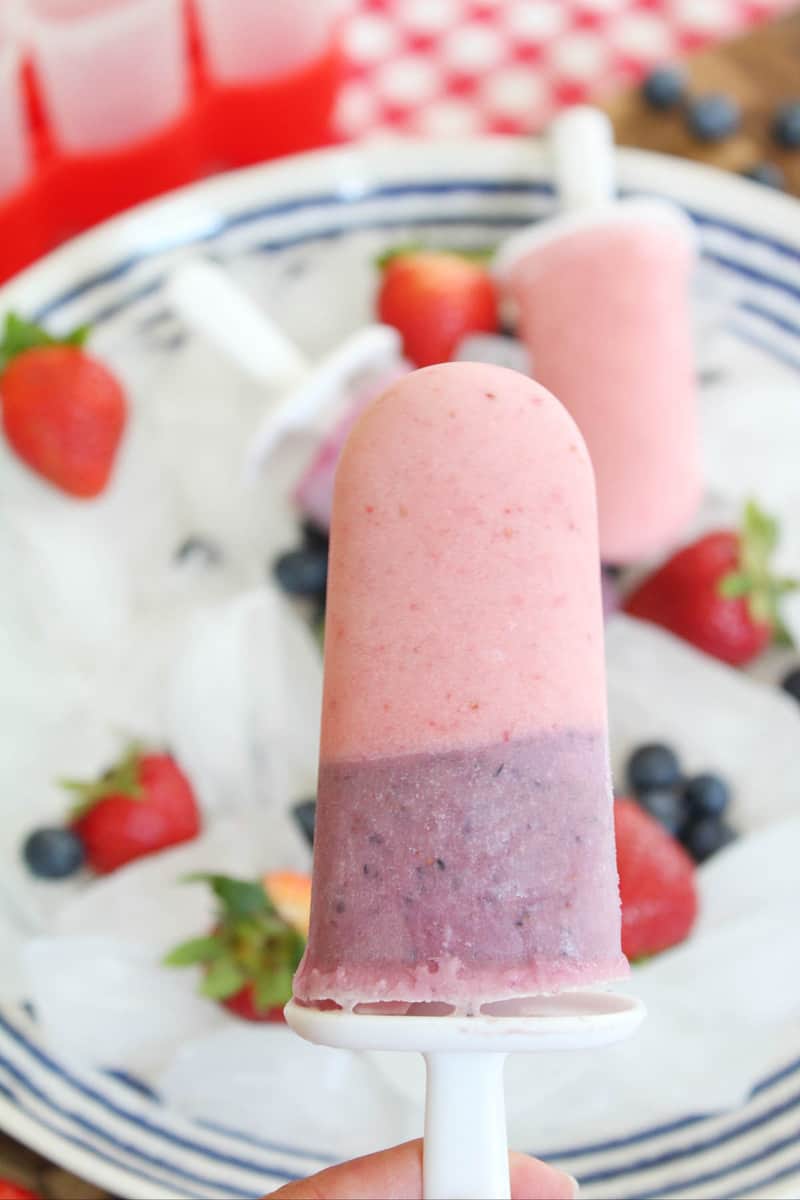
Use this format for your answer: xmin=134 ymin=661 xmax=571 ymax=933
xmin=604 ymin=10 xmax=800 ymax=195
xmin=2 ymin=11 xmax=800 ymax=1199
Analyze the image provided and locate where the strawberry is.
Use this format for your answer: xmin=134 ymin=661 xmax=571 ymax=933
xmin=0 ymin=312 xmax=126 ymax=498
xmin=64 ymin=746 xmax=200 ymax=874
xmin=0 ymin=1182 xmax=41 ymax=1200
xmin=624 ymin=501 xmax=797 ymax=666
xmin=376 ymin=248 xmax=497 ymax=367
xmin=615 ymin=798 xmax=698 ymax=961
xmin=165 ymin=874 xmax=308 ymax=1023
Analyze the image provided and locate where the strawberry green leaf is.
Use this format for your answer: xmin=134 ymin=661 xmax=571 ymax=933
xmin=254 ymin=965 xmax=293 ymax=1011
xmin=0 ymin=312 xmax=90 ymax=373
xmin=200 ymin=958 xmax=248 ymax=1001
xmin=183 ymin=873 xmax=270 ymax=919
xmin=729 ymin=499 xmax=798 ymax=646
xmin=163 ymin=936 xmax=225 ymax=967
xmin=718 ymin=572 xmax=752 ymax=599
xmin=62 ymin=743 xmax=144 ymax=821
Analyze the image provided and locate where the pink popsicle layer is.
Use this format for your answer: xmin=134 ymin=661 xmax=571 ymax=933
xmin=294 ymin=362 xmax=627 ymax=1013
xmin=320 ymin=363 xmax=607 ymax=763
xmin=499 ymin=202 xmax=701 ymax=565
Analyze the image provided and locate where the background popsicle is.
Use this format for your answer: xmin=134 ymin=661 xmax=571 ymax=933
xmin=294 ymin=362 xmax=628 ymax=1014
xmin=494 ymin=109 xmax=702 ymax=566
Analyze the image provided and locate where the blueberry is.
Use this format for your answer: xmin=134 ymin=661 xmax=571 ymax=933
xmin=780 ymin=666 xmax=800 ymax=704
xmin=642 ymin=65 xmax=688 ymax=111
xmin=687 ymin=94 xmax=741 ymax=142
xmin=773 ymin=102 xmax=800 ymax=148
xmin=627 ymin=743 xmax=682 ymax=794
xmin=292 ymin=799 xmax=316 ymax=847
xmin=273 ymin=546 xmax=328 ymax=598
xmin=742 ymin=162 xmax=785 ymax=190
xmin=684 ymin=773 xmax=730 ymax=818
xmin=637 ymin=788 xmax=689 ymax=837
xmin=174 ymin=536 xmax=223 ymax=567
xmin=23 ymin=828 xmax=85 ymax=879
xmin=681 ymin=815 xmax=736 ymax=863
xmin=301 ymin=520 xmax=329 ymax=553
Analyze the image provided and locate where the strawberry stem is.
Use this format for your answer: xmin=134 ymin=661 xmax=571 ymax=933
xmin=62 ymin=743 xmax=144 ymax=821
xmin=719 ymin=499 xmax=798 ymax=644
xmin=165 ymin=874 xmax=306 ymax=1013
xmin=0 ymin=312 xmax=90 ymax=374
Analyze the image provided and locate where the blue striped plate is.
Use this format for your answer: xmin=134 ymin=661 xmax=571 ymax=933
xmin=1 ymin=137 xmax=799 ymax=1199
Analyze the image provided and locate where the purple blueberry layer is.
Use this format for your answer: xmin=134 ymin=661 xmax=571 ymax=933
xmin=294 ymin=730 xmax=627 ymax=1012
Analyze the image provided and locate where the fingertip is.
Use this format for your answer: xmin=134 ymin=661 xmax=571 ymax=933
xmin=509 ymin=1152 xmax=579 ymax=1199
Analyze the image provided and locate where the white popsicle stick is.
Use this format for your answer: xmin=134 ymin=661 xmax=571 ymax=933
xmin=165 ymin=259 xmax=309 ymax=388
xmin=286 ymin=990 xmax=644 ymax=1200
xmin=550 ymin=105 xmax=616 ymax=211
xmin=242 ymin=322 xmax=402 ymax=481
xmin=167 ymin=258 xmax=402 ymax=480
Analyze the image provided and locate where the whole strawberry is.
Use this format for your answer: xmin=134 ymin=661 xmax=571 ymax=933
xmin=165 ymin=873 xmax=310 ymax=1023
xmin=0 ymin=313 xmax=126 ymax=498
xmin=65 ymin=745 xmax=200 ymax=874
xmin=624 ymin=501 xmax=797 ymax=666
xmin=377 ymin=248 xmax=497 ymax=367
xmin=615 ymin=798 xmax=698 ymax=961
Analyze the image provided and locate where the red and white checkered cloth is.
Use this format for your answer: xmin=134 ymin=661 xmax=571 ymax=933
xmin=335 ymin=0 xmax=795 ymax=140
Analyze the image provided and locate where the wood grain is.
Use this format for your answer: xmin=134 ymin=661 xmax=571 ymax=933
xmin=603 ymin=12 xmax=800 ymax=194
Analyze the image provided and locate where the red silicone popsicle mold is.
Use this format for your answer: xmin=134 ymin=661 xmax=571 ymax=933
xmin=0 ymin=5 xmax=343 ymax=284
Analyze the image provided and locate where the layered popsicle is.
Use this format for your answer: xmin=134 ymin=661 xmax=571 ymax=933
xmin=293 ymin=362 xmax=628 ymax=1015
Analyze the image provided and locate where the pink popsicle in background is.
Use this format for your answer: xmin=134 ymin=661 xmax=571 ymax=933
xmin=494 ymin=108 xmax=702 ymax=566
xmin=293 ymin=361 xmax=628 ymax=1015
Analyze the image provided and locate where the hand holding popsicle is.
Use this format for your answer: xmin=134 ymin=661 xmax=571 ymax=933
xmin=263 ymin=1140 xmax=578 ymax=1199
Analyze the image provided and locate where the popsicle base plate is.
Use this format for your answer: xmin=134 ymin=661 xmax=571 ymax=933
xmin=285 ymin=990 xmax=645 ymax=1054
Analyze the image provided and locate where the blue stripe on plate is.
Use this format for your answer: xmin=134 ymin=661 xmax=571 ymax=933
xmin=27 ymin=176 xmax=799 ymax=327
xmin=0 ymin=1084 xmax=201 ymax=1200
xmin=737 ymin=300 xmax=800 ymax=340
xmin=573 ymin=1088 xmax=800 ymax=1184
xmin=705 ymin=252 xmax=800 ymax=305
xmin=726 ymin=321 xmax=800 ymax=373
xmin=537 ymin=1054 xmax=800 ymax=1160
xmin=0 ymin=1010 xmax=326 ymax=1175
xmin=716 ymin=1157 xmax=800 ymax=1200
xmin=635 ymin=1128 xmax=800 ymax=1199
xmin=0 ymin=1052 xmax=273 ymax=1196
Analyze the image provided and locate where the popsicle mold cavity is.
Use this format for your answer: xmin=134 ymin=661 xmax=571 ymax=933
xmin=293 ymin=362 xmax=627 ymax=1013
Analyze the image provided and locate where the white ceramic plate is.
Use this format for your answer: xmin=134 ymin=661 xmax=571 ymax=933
xmin=1 ymin=138 xmax=800 ymax=1200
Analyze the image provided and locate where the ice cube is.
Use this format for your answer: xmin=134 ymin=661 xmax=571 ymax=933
xmin=52 ymin=817 xmax=265 ymax=952
xmin=605 ymin=615 xmax=800 ymax=830
xmin=698 ymin=331 xmax=800 ymax=575
xmin=166 ymin=589 xmax=321 ymax=824
xmin=159 ymin=1024 xmax=416 ymax=1159
xmin=23 ymin=936 xmax=225 ymax=1075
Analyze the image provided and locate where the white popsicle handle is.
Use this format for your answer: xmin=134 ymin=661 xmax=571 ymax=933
xmin=423 ymin=1052 xmax=510 ymax=1200
xmin=243 ymin=323 xmax=401 ymax=480
xmin=166 ymin=259 xmax=309 ymax=387
xmin=551 ymin=105 xmax=616 ymax=211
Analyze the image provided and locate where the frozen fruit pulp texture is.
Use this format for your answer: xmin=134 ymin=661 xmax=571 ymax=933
xmin=294 ymin=362 xmax=627 ymax=1013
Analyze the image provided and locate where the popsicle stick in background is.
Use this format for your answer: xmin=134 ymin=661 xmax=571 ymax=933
xmin=193 ymin=0 xmax=340 ymax=86
xmin=165 ymin=259 xmax=402 ymax=481
xmin=25 ymin=0 xmax=189 ymax=154
xmin=0 ymin=33 xmax=31 ymax=201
